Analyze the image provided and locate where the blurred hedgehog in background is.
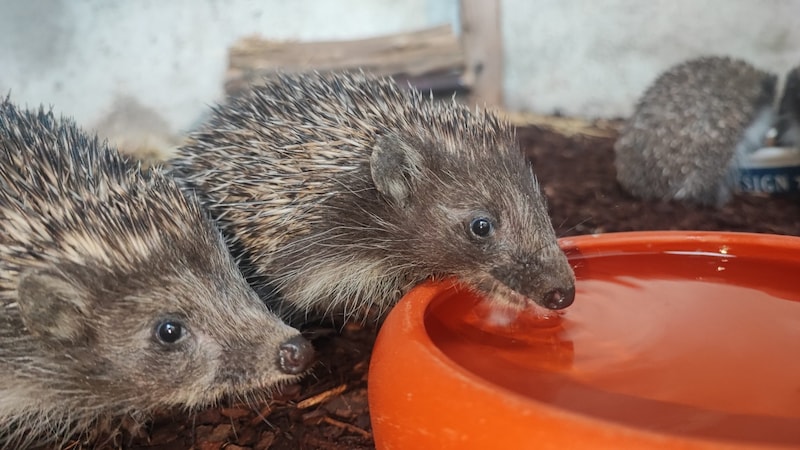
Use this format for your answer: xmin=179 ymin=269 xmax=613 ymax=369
xmin=614 ymin=56 xmax=778 ymax=206
xmin=91 ymin=95 xmax=181 ymax=169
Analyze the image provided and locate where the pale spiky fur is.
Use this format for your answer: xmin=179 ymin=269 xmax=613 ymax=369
xmin=0 ymin=98 xmax=309 ymax=449
xmin=614 ymin=56 xmax=778 ymax=206
xmin=171 ymin=71 xmax=575 ymax=323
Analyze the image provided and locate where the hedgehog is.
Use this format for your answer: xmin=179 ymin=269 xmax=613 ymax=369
xmin=91 ymin=94 xmax=182 ymax=169
xmin=614 ymin=56 xmax=778 ymax=206
xmin=776 ymin=64 xmax=800 ymax=147
xmin=0 ymin=98 xmax=314 ymax=449
xmin=169 ymin=71 xmax=576 ymax=324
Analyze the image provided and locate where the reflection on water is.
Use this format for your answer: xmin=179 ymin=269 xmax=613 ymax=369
xmin=426 ymin=252 xmax=800 ymax=446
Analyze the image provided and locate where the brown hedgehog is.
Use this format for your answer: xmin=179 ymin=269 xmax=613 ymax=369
xmin=170 ymin=71 xmax=576 ymax=324
xmin=0 ymin=98 xmax=313 ymax=449
xmin=614 ymin=56 xmax=778 ymax=206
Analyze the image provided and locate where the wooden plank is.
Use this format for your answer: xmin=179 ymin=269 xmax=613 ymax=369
xmin=225 ymin=25 xmax=466 ymax=97
xmin=460 ymin=0 xmax=504 ymax=107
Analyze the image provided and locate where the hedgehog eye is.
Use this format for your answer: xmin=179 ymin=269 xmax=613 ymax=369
xmin=469 ymin=217 xmax=494 ymax=238
xmin=155 ymin=320 xmax=185 ymax=344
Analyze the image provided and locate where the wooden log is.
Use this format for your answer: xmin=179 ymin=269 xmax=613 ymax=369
xmin=460 ymin=0 xmax=504 ymax=107
xmin=224 ymin=25 xmax=466 ymax=97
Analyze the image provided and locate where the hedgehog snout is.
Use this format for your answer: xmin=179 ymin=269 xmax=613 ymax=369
xmin=277 ymin=334 xmax=314 ymax=375
xmin=542 ymin=285 xmax=575 ymax=310
xmin=526 ymin=248 xmax=576 ymax=310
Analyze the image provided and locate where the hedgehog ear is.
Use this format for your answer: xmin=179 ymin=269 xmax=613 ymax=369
xmin=17 ymin=269 xmax=91 ymax=346
xmin=371 ymin=133 xmax=424 ymax=206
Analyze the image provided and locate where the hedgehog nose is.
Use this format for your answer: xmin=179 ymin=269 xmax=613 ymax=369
xmin=278 ymin=335 xmax=315 ymax=375
xmin=542 ymin=285 xmax=575 ymax=310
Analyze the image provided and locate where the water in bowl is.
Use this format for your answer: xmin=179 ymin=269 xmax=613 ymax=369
xmin=426 ymin=251 xmax=800 ymax=447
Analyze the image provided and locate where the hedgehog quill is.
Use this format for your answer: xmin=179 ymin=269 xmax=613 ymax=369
xmin=171 ymin=71 xmax=576 ymax=323
xmin=0 ymin=98 xmax=314 ymax=449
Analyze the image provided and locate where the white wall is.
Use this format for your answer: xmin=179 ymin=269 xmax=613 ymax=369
xmin=0 ymin=0 xmax=458 ymax=134
xmin=503 ymin=0 xmax=800 ymax=118
xmin=1 ymin=0 xmax=798 ymax=132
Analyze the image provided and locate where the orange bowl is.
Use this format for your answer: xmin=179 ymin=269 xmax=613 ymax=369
xmin=368 ymin=231 xmax=800 ymax=449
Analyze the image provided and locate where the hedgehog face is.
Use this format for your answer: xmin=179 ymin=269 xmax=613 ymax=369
xmin=370 ymin=132 xmax=575 ymax=311
xmin=105 ymin=268 xmax=310 ymax=409
xmin=15 ymin=233 xmax=312 ymax=410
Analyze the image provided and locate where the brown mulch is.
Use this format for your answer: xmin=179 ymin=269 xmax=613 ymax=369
xmin=518 ymin=123 xmax=800 ymax=237
xmin=121 ymin=322 xmax=377 ymax=450
xmin=105 ymin=122 xmax=798 ymax=450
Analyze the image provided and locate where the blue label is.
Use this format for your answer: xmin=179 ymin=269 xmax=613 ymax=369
xmin=738 ymin=167 xmax=800 ymax=193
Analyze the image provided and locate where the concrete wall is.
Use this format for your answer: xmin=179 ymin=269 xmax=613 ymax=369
xmin=503 ymin=0 xmax=800 ymax=118
xmin=1 ymin=0 xmax=798 ymax=135
xmin=0 ymin=0 xmax=458 ymax=134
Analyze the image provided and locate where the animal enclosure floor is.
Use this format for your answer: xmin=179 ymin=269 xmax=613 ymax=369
xmin=104 ymin=122 xmax=800 ymax=450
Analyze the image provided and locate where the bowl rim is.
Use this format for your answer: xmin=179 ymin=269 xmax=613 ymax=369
xmin=557 ymin=230 xmax=800 ymax=256
xmin=371 ymin=231 xmax=800 ymax=450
